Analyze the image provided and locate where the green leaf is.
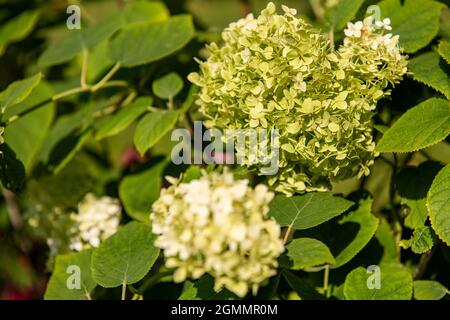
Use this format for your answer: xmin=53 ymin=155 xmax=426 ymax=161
xmin=134 ymin=110 xmax=179 ymax=156
xmin=375 ymin=219 xmax=398 ymax=264
xmin=38 ymin=16 xmax=122 ymax=67
xmin=91 ymin=222 xmax=160 ymax=288
xmin=400 ymin=226 xmax=436 ymax=254
xmin=395 ymin=161 xmax=443 ymax=229
xmin=119 ymin=161 xmax=167 ymax=224
xmin=268 ymin=192 xmax=353 ymax=230
xmin=408 ymin=52 xmax=450 ymax=99
xmin=377 ymin=0 xmax=445 ymax=53
xmin=44 ymin=249 xmax=96 ymax=300
xmin=153 ymin=72 xmax=184 ymax=100
xmin=331 ymin=197 xmax=379 ymax=268
xmin=427 ymin=164 xmax=450 ymax=246
xmin=182 ymin=166 xmax=202 ymax=183
xmin=179 ymin=275 xmax=235 ymax=300
xmin=38 ymin=1 xmax=170 ymax=68
xmin=282 ymin=270 xmax=325 ymax=300
xmin=4 ymin=83 xmax=55 ymax=172
xmin=344 ymin=264 xmax=413 ymax=300
xmin=326 ymin=0 xmax=365 ymax=31
xmin=0 ymin=73 xmax=42 ymax=114
xmin=0 ymin=11 xmax=40 ymax=55
xmin=413 ymin=280 xmax=448 ymax=300
xmin=281 ymin=238 xmax=335 ymax=270
xmin=376 ymin=98 xmax=450 ymax=153
xmin=438 ymin=40 xmax=450 ymax=65
xmin=0 ymin=143 xmax=26 ymax=191
xmin=121 ymin=1 xmax=169 ymax=25
xmin=95 ymin=97 xmax=152 ymax=140
xmin=109 ymin=15 xmax=194 ymax=67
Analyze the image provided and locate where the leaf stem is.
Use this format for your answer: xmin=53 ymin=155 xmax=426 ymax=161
xmin=323 ymin=264 xmax=330 ymax=296
xmin=283 ymin=225 xmax=293 ymax=244
xmin=121 ymin=281 xmax=127 ymax=300
xmin=91 ymin=63 xmax=121 ymax=92
xmin=81 ymin=49 xmax=88 ymax=88
xmin=413 ymin=246 xmax=436 ymax=280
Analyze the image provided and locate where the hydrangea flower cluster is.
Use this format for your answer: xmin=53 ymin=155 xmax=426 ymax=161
xmin=150 ymin=170 xmax=284 ymax=297
xmin=68 ymin=193 xmax=121 ymax=251
xmin=188 ymin=2 xmax=407 ymax=195
xmin=28 ymin=193 xmax=121 ymax=256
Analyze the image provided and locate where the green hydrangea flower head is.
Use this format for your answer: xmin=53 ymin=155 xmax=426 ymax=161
xmin=150 ymin=170 xmax=284 ymax=297
xmin=188 ymin=2 xmax=407 ymax=195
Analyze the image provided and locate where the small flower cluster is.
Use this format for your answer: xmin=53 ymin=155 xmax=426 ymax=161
xmin=68 ymin=193 xmax=121 ymax=251
xmin=28 ymin=194 xmax=121 ymax=256
xmin=150 ymin=170 xmax=284 ymax=297
xmin=188 ymin=2 xmax=407 ymax=195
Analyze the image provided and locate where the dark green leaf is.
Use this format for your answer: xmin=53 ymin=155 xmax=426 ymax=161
xmin=44 ymin=249 xmax=96 ymax=300
xmin=268 ymin=192 xmax=353 ymax=230
xmin=134 ymin=110 xmax=179 ymax=156
xmin=119 ymin=161 xmax=167 ymax=224
xmin=91 ymin=222 xmax=160 ymax=288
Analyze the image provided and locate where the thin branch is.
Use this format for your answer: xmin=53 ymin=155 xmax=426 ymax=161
xmin=91 ymin=63 xmax=121 ymax=92
xmin=413 ymin=247 xmax=436 ymax=280
xmin=81 ymin=49 xmax=89 ymax=88
xmin=2 ymin=189 xmax=22 ymax=229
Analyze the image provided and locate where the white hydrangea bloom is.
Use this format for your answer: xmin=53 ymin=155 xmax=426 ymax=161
xmin=69 ymin=194 xmax=121 ymax=251
xmin=150 ymin=170 xmax=284 ymax=297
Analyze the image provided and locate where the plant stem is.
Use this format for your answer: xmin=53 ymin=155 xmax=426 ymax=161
xmin=283 ymin=225 xmax=293 ymax=244
xmin=121 ymin=281 xmax=127 ymax=300
xmin=413 ymin=247 xmax=436 ymax=280
xmin=328 ymin=26 xmax=335 ymax=49
xmin=52 ymin=86 xmax=90 ymax=101
xmin=91 ymin=63 xmax=121 ymax=92
xmin=323 ymin=264 xmax=330 ymax=296
xmin=2 ymin=189 xmax=22 ymax=229
xmin=85 ymin=293 xmax=92 ymax=300
xmin=81 ymin=49 xmax=88 ymax=88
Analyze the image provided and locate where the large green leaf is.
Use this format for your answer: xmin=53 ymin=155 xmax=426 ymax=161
xmin=134 ymin=110 xmax=179 ymax=156
xmin=119 ymin=161 xmax=167 ymax=224
xmin=0 ymin=11 xmax=40 ymax=55
xmin=331 ymin=197 xmax=379 ymax=268
xmin=91 ymin=222 xmax=159 ymax=288
xmin=427 ymin=164 xmax=450 ymax=245
xmin=438 ymin=40 xmax=450 ymax=65
xmin=281 ymin=238 xmax=335 ymax=270
xmin=408 ymin=52 xmax=450 ymax=99
xmin=395 ymin=161 xmax=443 ymax=229
xmin=377 ymin=0 xmax=445 ymax=53
xmin=268 ymin=192 xmax=353 ymax=230
xmin=38 ymin=1 xmax=169 ymax=68
xmin=0 ymin=73 xmax=42 ymax=114
xmin=44 ymin=249 xmax=96 ymax=300
xmin=121 ymin=1 xmax=169 ymax=25
xmin=95 ymin=97 xmax=152 ymax=140
xmin=109 ymin=15 xmax=194 ymax=67
xmin=344 ymin=264 xmax=413 ymax=300
xmin=400 ymin=226 xmax=436 ymax=254
xmin=326 ymin=0 xmax=365 ymax=31
xmin=153 ymin=72 xmax=183 ymax=100
xmin=4 ymin=83 xmax=55 ymax=172
xmin=376 ymin=98 xmax=450 ymax=153
xmin=38 ymin=17 xmax=122 ymax=67
xmin=413 ymin=280 xmax=448 ymax=300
